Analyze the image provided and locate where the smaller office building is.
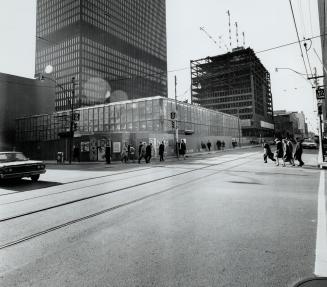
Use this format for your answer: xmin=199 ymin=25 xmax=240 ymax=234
xmin=274 ymin=110 xmax=308 ymax=139
xmin=16 ymin=96 xmax=240 ymax=161
xmin=0 ymin=72 xmax=55 ymax=150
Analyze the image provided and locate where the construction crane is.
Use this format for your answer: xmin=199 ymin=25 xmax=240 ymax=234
xmin=200 ymin=26 xmax=218 ymax=46
xmin=200 ymin=27 xmax=228 ymax=51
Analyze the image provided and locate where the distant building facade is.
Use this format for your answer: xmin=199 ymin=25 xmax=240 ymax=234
xmin=35 ymin=0 xmax=167 ymax=111
xmin=274 ymin=110 xmax=307 ymax=139
xmin=191 ymin=47 xmax=274 ymax=138
xmin=0 ymin=72 xmax=55 ymax=150
xmin=15 ymin=97 xmax=240 ymax=161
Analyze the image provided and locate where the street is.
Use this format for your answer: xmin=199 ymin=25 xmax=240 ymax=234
xmin=0 ymin=148 xmax=325 ymax=287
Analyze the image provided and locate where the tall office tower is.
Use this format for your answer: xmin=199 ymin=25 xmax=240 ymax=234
xmin=35 ymin=0 xmax=167 ymax=111
xmin=191 ymin=47 xmax=274 ymax=138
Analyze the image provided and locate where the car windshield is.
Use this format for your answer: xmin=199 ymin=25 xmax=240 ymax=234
xmin=0 ymin=152 xmax=28 ymax=162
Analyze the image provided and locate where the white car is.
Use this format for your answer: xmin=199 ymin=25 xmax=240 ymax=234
xmin=0 ymin=152 xmax=46 ymax=182
xmin=302 ymin=139 xmax=318 ymax=149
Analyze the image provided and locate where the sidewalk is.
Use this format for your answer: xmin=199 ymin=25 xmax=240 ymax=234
xmin=44 ymin=145 xmax=261 ymax=170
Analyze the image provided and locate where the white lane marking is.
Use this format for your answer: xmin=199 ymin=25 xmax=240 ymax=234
xmin=315 ymin=170 xmax=327 ymax=276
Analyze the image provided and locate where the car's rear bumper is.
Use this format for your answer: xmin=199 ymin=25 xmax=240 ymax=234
xmin=0 ymin=170 xmax=46 ymax=179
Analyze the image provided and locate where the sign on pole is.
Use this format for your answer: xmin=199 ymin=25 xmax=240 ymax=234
xmin=316 ymin=88 xmax=325 ymax=100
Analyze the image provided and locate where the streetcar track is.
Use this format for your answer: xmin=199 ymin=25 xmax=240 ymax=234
xmin=0 ymin=166 xmax=154 ymax=197
xmin=0 ymin=154 xmax=258 ymax=206
xmin=0 ymin=156 xmax=255 ymax=250
xmin=0 ymin=153 xmax=257 ymax=223
xmin=0 ymin=152 xmax=241 ymax=197
xmin=0 ymin=168 xmax=172 ymax=206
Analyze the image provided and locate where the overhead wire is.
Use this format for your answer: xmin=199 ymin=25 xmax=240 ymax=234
xmin=288 ymin=0 xmax=310 ymax=78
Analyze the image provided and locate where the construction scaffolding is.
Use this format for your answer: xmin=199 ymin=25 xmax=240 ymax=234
xmin=191 ymin=47 xmax=274 ymax=138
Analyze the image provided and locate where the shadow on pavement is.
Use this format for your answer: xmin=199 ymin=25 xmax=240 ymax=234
xmin=0 ymin=179 xmax=62 ymax=192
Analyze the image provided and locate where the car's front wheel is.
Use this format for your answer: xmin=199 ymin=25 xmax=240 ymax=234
xmin=31 ymin=175 xmax=40 ymax=182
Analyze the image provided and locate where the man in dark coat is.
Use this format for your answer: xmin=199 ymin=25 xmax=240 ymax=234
xmin=263 ymin=141 xmax=276 ymax=163
xmin=138 ymin=142 xmax=143 ymax=158
xmin=138 ymin=142 xmax=146 ymax=164
xmin=294 ymin=139 xmax=304 ymax=166
xmin=145 ymin=143 xmax=152 ymax=163
xmin=216 ymin=140 xmax=221 ymax=150
xmin=207 ymin=140 xmax=212 ymax=151
xmin=180 ymin=140 xmax=186 ymax=159
xmin=159 ymin=141 xmax=165 ymax=161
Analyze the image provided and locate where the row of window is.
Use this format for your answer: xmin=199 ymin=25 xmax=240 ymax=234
xmin=16 ymin=98 xmax=240 ymax=142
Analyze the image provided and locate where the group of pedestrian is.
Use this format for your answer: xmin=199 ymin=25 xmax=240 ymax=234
xmin=138 ymin=142 xmax=155 ymax=163
xmin=216 ymin=140 xmax=225 ymax=150
xmin=200 ymin=139 xmax=225 ymax=151
xmin=120 ymin=144 xmax=136 ymax=163
xmin=263 ymin=137 xmax=304 ymax=167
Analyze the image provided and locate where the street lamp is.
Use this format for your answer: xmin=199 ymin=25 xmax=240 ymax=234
xmin=275 ymin=67 xmax=313 ymax=87
xmin=40 ymin=65 xmax=76 ymax=164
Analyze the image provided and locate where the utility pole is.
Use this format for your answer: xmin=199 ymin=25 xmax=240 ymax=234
xmin=313 ymin=67 xmax=324 ymax=164
xmin=175 ymin=75 xmax=179 ymax=158
xmin=69 ymin=77 xmax=76 ymax=165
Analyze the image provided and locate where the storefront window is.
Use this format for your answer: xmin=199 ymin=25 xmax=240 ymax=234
xmin=109 ymin=105 xmax=115 ymax=125
xmin=94 ymin=108 xmax=99 ymax=132
xmin=98 ymin=107 xmax=103 ymax=132
xmin=115 ymin=105 xmax=121 ymax=123
xmin=140 ymin=121 xmax=146 ymax=130
xmin=139 ymin=101 xmax=145 ymax=121
xmin=89 ymin=108 xmax=94 ymax=132
xmin=147 ymin=120 xmax=153 ymax=131
xmin=153 ymin=99 xmax=159 ymax=119
xmin=127 ymin=103 xmax=132 ymax=122
xmin=120 ymin=104 xmax=126 ymax=123
xmin=145 ymin=100 xmax=152 ymax=120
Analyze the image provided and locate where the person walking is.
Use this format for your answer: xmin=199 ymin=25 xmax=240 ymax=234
xmin=138 ymin=142 xmax=143 ymax=159
xmin=294 ymin=138 xmax=304 ymax=167
xmin=263 ymin=141 xmax=276 ymax=163
xmin=221 ymin=141 xmax=225 ymax=150
xmin=138 ymin=142 xmax=146 ymax=163
xmin=121 ymin=144 xmax=128 ymax=163
xmin=145 ymin=143 xmax=152 ymax=163
xmin=216 ymin=140 xmax=221 ymax=150
xmin=159 ymin=141 xmax=165 ymax=162
xmin=129 ymin=145 xmax=135 ymax=162
xmin=274 ymin=138 xmax=284 ymax=166
xmin=73 ymin=145 xmax=80 ymax=162
xmin=283 ymin=138 xmax=295 ymax=166
xmin=180 ymin=140 xmax=186 ymax=159
xmin=105 ymin=146 xmax=111 ymax=164
xmin=207 ymin=140 xmax=212 ymax=151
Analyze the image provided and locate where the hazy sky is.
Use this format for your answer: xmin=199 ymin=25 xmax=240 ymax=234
xmin=0 ymin=0 xmax=323 ymax=132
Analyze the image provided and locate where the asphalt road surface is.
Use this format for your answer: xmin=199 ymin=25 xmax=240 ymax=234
xmin=0 ymin=148 xmax=325 ymax=287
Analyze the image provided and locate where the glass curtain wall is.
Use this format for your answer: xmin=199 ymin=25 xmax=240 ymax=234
xmin=16 ymin=97 xmax=239 ymax=142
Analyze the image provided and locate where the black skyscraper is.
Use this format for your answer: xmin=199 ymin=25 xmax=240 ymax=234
xmin=35 ymin=0 xmax=167 ymax=111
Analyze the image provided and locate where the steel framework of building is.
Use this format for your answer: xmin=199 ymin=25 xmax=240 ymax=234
xmin=190 ymin=47 xmax=274 ymax=137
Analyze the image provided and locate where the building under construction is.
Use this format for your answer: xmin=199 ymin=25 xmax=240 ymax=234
xmin=191 ymin=47 xmax=274 ymax=138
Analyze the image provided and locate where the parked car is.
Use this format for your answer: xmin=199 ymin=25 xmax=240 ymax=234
xmin=302 ymin=139 xmax=318 ymax=149
xmin=0 ymin=152 xmax=46 ymax=182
